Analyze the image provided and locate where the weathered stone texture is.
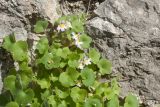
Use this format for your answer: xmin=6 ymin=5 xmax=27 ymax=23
xmin=0 ymin=0 xmax=60 ymax=94
xmin=87 ymin=0 xmax=160 ymax=105
xmin=0 ymin=0 xmax=59 ymax=41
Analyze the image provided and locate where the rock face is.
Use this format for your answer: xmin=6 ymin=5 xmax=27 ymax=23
xmin=87 ymin=0 xmax=160 ymax=106
xmin=0 ymin=0 xmax=60 ymax=94
xmin=0 ymin=0 xmax=60 ymax=41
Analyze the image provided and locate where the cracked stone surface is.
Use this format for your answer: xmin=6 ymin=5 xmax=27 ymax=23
xmin=0 ymin=0 xmax=60 ymax=41
xmin=87 ymin=0 xmax=160 ymax=106
xmin=0 ymin=0 xmax=60 ymax=94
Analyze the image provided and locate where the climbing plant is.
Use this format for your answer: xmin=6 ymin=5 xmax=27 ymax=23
xmin=0 ymin=14 xmax=139 ymax=107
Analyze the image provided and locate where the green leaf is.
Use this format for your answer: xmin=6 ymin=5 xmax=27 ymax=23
xmin=80 ymin=34 xmax=92 ymax=49
xmin=6 ymin=102 xmax=19 ymax=107
xmin=4 ymin=75 xmax=16 ymax=94
xmin=2 ymin=35 xmax=28 ymax=61
xmin=15 ymin=74 xmax=23 ymax=90
xmin=34 ymin=20 xmax=48 ymax=33
xmin=41 ymin=90 xmax=50 ymax=100
xmin=37 ymin=52 xmax=61 ymax=69
xmin=71 ymin=15 xmax=84 ymax=32
xmin=58 ymin=100 xmax=67 ymax=107
xmin=36 ymin=37 xmax=49 ymax=54
xmin=70 ymin=87 xmax=87 ymax=103
xmin=68 ymin=60 xmax=79 ymax=68
xmin=89 ymin=48 xmax=100 ymax=64
xmin=107 ymin=96 xmax=119 ymax=107
xmin=55 ymin=87 xmax=69 ymax=99
xmin=48 ymin=95 xmax=57 ymax=107
xmin=59 ymin=67 xmax=79 ymax=87
xmin=19 ymin=62 xmax=32 ymax=74
xmin=62 ymin=47 xmax=71 ymax=58
xmin=31 ymin=99 xmax=40 ymax=107
xmin=111 ymin=79 xmax=120 ymax=95
xmin=104 ymin=79 xmax=120 ymax=100
xmin=68 ymin=52 xmax=80 ymax=60
xmin=84 ymin=98 xmax=102 ymax=107
xmin=20 ymin=73 xmax=32 ymax=89
xmin=66 ymin=67 xmax=79 ymax=81
xmin=49 ymin=73 xmax=59 ymax=82
xmin=2 ymin=34 xmax=15 ymax=51
xmin=11 ymin=41 xmax=28 ymax=61
xmin=97 ymin=58 xmax=112 ymax=75
xmin=59 ymin=72 xmax=75 ymax=87
xmin=81 ymin=68 xmax=95 ymax=87
xmin=15 ymin=89 xmax=34 ymax=105
xmin=124 ymin=94 xmax=139 ymax=107
xmin=56 ymin=47 xmax=71 ymax=59
xmin=37 ymin=79 xmax=50 ymax=89
xmin=95 ymin=83 xmax=108 ymax=96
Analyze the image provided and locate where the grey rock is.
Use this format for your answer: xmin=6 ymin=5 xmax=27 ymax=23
xmin=87 ymin=0 xmax=160 ymax=105
xmin=0 ymin=0 xmax=60 ymax=94
xmin=0 ymin=0 xmax=60 ymax=41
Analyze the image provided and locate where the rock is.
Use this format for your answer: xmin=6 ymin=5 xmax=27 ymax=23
xmin=87 ymin=0 xmax=160 ymax=105
xmin=0 ymin=0 xmax=60 ymax=94
xmin=0 ymin=0 xmax=60 ymax=41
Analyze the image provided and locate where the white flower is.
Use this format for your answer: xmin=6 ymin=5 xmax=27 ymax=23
xmin=75 ymin=40 xmax=83 ymax=49
xmin=71 ymin=32 xmax=79 ymax=41
xmin=78 ymin=56 xmax=92 ymax=70
xmin=57 ymin=21 xmax=72 ymax=32
xmin=14 ymin=61 xmax=19 ymax=71
xmin=57 ymin=23 xmax=67 ymax=32
xmin=83 ymin=57 xmax=92 ymax=65
xmin=65 ymin=21 xmax=72 ymax=28
xmin=71 ymin=32 xmax=83 ymax=49
xmin=78 ymin=62 xmax=84 ymax=70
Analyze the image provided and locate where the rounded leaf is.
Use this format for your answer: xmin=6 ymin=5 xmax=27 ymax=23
xmin=97 ymin=58 xmax=112 ymax=75
xmin=84 ymin=98 xmax=102 ymax=107
xmin=6 ymin=102 xmax=19 ymax=107
xmin=36 ymin=37 xmax=49 ymax=54
xmin=80 ymin=34 xmax=92 ymax=49
xmin=107 ymin=96 xmax=119 ymax=107
xmin=70 ymin=87 xmax=87 ymax=103
xmin=4 ymin=75 xmax=16 ymax=94
xmin=59 ymin=72 xmax=75 ymax=87
xmin=34 ymin=20 xmax=48 ymax=33
xmin=124 ymin=94 xmax=139 ymax=107
xmin=89 ymin=48 xmax=100 ymax=64
xmin=81 ymin=68 xmax=95 ymax=86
